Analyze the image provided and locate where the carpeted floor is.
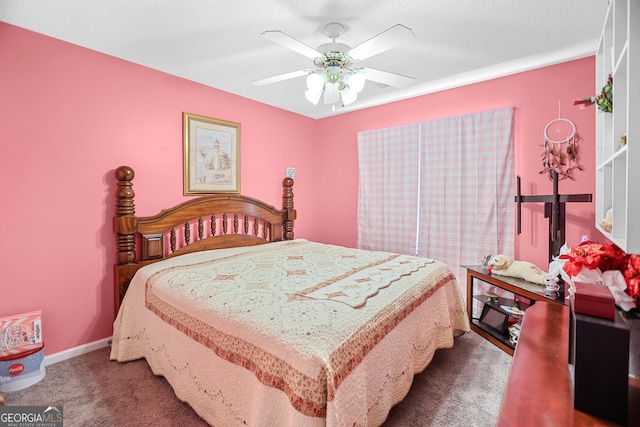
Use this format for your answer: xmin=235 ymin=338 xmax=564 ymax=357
xmin=3 ymin=331 xmax=511 ymax=426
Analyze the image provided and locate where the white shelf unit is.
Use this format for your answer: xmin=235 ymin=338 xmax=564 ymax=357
xmin=595 ymin=0 xmax=640 ymax=254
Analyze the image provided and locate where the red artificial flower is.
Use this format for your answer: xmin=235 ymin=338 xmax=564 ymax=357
xmin=560 ymin=255 xmax=585 ymax=277
xmin=561 ymin=241 xmax=639 ymax=305
xmin=560 ymin=241 xmax=606 ymax=275
xmin=622 ymin=255 xmax=640 ymax=299
xmin=597 ymin=242 xmax=628 ymax=271
xmin=561 ymin=241 xmax=627 ymax=277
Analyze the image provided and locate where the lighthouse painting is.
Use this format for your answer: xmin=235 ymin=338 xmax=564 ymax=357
xmin=183 ymin=113 xmax=240 ymax=194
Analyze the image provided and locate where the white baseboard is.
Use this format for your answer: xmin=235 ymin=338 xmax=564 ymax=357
xmin=44 ymin=337 xmax=112 ymax=366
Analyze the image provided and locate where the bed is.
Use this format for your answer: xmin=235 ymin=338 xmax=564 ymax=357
xmin=109 ymin=165 xmax=470 ymax=426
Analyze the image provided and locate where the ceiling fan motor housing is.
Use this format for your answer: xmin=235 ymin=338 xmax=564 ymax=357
xmin=317 ymin=42 xmax=351 ymax=55
xmin=314 ymin=50 xmax=353 ymax=70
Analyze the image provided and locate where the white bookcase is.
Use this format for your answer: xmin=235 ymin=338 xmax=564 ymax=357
xmin=595 ymin=0 xmax=640 ymax=254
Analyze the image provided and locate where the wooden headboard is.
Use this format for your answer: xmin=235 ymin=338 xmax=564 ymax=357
xmin=112 ymin=165 xmax=296 ymax=315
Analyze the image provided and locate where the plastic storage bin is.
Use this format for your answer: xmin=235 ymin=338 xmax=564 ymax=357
xmin=0 ymin=345 xmax=46 ymax=392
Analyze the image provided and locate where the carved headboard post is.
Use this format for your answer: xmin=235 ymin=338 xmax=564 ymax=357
xmin=113 ymin=166 xmax=139 ymax=315
xmin=114 ymin=166 xmax=138 ymax=264
xmin=282 ymin=177 xmax=296 ymax=240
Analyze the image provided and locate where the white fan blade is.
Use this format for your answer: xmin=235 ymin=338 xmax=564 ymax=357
xmin=347 ymin=24 xmax=414 ymax=61
xmin=362 ymin=67 xmax=415 ymax=88
xmin=252 ymin=70 xmax=309 ymax=86
xmin=261 ymin=30 xmax=323 ymax=59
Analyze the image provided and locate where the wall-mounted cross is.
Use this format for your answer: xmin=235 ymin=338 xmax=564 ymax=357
xmin=515 ymin=172 xmax=592 ymax=262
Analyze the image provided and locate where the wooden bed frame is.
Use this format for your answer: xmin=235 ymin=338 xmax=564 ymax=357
xmin=112 ymin=165 xmax=296 ymax=315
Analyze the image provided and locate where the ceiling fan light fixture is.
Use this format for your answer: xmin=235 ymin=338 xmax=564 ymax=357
xmin=326 ymin=66 xmax=342 ymax=84
xmin=340 ymin=87 xmax=358 ymax=106
xmin=324 ymin=82 xmax=341 ymax=105
xmin=305 ymin=88 xmax=323 ymax=105
xmin=306 ymin=73 xmax=325 ymax=91
xmin=345 ymin=71 xmax=366 ymax=93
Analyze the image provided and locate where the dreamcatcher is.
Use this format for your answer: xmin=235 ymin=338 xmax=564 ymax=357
xmin=540 ymin=103 xmax=583 ymax=180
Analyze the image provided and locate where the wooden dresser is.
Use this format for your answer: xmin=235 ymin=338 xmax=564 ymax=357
xmin=497 ymin=302 xmax=639 ymax=426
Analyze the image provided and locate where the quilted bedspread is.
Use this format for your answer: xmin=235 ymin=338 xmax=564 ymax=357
xmin=111 ymin=239 xmax=469 ymax=426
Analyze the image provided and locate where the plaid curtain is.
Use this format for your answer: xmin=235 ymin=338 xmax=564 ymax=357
xmin=417 ymin=107 xmax=515 ymax=287
xmin=357 ymin=123 xmax=420 ymax=255
xmin=357 ymin=107 xmax=515 ymax=289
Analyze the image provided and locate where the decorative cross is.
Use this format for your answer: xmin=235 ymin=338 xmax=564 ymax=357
xmin=515 ymin=172 xmax=592 ymax=262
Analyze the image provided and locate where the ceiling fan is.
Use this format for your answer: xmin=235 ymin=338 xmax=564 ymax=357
xmin=252 ymin=23 xmax=416 ymax=107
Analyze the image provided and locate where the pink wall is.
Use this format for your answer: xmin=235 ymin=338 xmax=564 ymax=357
xmin=1 ymin=22 xmax=600 ymax=356
xmin=0 ymin=23 xmax=318 ymax=355
xmin=314 ymin=57 xmax=599 ymax=271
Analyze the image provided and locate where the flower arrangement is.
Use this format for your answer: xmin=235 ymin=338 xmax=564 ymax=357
xmin=554 ymin=241 xmax=640 ymax=312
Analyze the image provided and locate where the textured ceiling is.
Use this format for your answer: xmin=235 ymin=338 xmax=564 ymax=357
xmin=1 ymin=0 xmax=608 ymax=119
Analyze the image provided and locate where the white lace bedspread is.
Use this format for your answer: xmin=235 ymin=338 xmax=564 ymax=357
xmin=111 ymin=239 xmax=469 ymax=426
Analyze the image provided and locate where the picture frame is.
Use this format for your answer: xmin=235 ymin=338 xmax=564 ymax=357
xmin=183 ymin=112 xmax=241 ymax=194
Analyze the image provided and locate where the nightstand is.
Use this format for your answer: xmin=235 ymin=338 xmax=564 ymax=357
xmin=464 ymin=264 xmax=566 ymax=355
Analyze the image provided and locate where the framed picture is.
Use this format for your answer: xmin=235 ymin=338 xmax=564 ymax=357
xmin=183 ymin=112 xmax=241 ymax=194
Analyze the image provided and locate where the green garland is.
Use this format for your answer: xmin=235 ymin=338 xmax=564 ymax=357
xmin=573 ymin=73 xmax=613 ymax=113
xmin=596 ymin=74 xmax=613 ymax=113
